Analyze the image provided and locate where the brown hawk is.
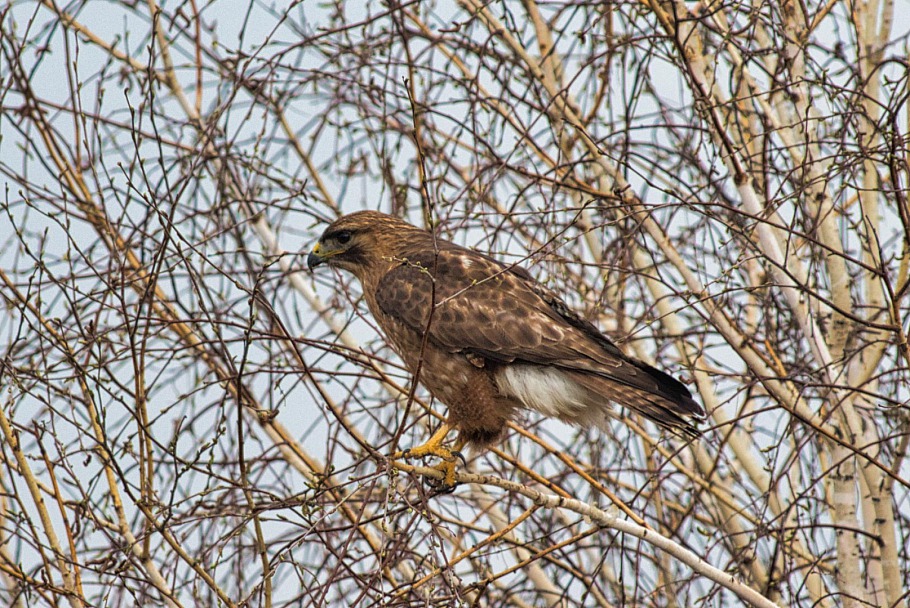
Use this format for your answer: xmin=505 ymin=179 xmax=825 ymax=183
xmin=308 ymin=211 xmax=703 ymax=485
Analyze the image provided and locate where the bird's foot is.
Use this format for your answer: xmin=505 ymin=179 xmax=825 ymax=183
xmin=393 ymin=425 xmax=466 ymax=487
xmin=426 ymin=458 xmax=459 ymax=490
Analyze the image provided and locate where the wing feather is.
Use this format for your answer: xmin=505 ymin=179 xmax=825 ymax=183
xmin=374 ymin=239 xmax=702 ymax=428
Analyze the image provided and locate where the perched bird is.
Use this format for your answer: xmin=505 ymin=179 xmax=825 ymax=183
xmin=308 ymin=211 xmax=703 ymax=485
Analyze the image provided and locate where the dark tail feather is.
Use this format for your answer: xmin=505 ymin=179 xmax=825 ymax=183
xmin=567 ymin=368 xmax=704 ymax=437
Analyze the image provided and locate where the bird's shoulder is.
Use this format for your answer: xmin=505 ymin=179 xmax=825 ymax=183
xmin=376 ymin=237 xmax=550 ymax=309
xmin=374 ymin=236 xmax=626 ymax=358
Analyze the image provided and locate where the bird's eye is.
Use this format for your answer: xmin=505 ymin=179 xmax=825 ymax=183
xmin=335 ymin=231 xmax=352 ymax=244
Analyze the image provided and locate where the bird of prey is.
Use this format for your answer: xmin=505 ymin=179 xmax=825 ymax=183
xmin=308 ymin=211 xmax=703 ymax=485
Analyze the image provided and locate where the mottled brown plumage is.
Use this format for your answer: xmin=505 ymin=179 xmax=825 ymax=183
xmin=308 ymin=211 xmax=703 ymax=483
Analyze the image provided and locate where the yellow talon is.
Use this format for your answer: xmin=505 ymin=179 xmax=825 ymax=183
xmin=393 ymin=422 xmax=466 ymax=487
xmin=429 ymin=459 xmax=458 ymax=488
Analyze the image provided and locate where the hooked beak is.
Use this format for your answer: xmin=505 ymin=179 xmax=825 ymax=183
xmin=307 ymin=241 xmax=344 ymax=269
xmin=307 ymin=243 xmax=326 ymax=269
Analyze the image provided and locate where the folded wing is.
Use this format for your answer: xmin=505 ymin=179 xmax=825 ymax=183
xmin=375 ymin=239 xmax=703 ymax=435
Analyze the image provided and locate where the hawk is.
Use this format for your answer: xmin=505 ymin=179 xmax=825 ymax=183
xmin=308 ymin=211 xmax=703 ymax=485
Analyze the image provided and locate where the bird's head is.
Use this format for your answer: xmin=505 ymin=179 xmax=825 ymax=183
xmin=307 ymin=211 xmax=416 ymax=280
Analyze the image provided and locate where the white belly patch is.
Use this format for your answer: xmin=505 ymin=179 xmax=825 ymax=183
xmin=495 ymin=364 xmax=590 ymax=418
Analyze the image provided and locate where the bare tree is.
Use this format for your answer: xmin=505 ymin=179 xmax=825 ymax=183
xmin=0 ymin=1 xmax=908 ymax=606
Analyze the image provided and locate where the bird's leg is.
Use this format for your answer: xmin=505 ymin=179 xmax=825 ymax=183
xmin=396 ymin=421 xmax=453 ymax=459
xmin=425 ymin=436 xmax=466 ymax=488
xmin=394 ymin=422 xmax=467 ymax=487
